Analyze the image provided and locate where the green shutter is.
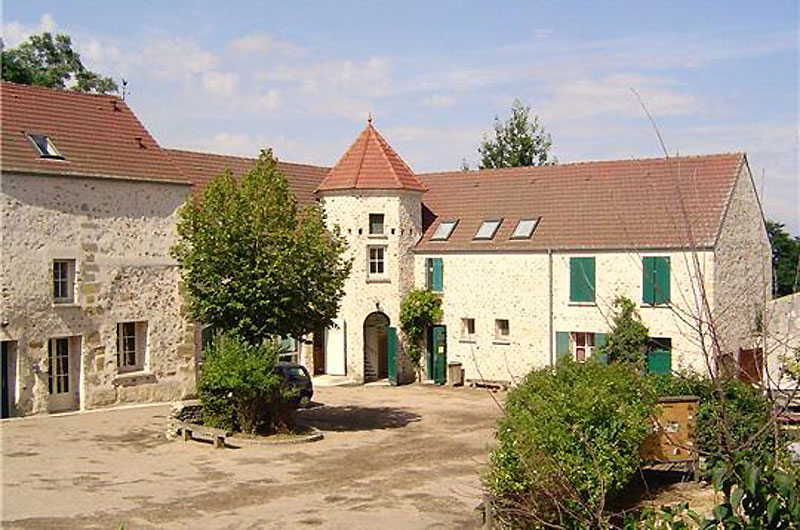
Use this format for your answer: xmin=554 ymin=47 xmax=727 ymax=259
xmin=594 ymin=333 xmax=608 ymax=365
xmin=556 ymin=332 xmax=570 ymax=363
xmin=570 ymin=257 xmax=595 ymax=303
xmin=643 ymin=257 xmax=670 ymax=305
xmin=431 ymin=258 xmax=443 ymax=292
xmin=655 ymin=257 xmax=670 ymax=304
xmin=646 ymin=349 xmax=672 ymax=375
xmin=387 ymin=326 xmax=397 ymax=385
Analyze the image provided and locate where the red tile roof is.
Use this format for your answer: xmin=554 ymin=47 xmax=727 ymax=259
xmin=166 ymin=149 xmax=328 ymax=207
xmin=416 ymin=153 xmax=745 ymax=251
xmin=1 ymin=81 xmax=187 ymax=184
xmin=316 ymin=122 xmax=427 ymax=192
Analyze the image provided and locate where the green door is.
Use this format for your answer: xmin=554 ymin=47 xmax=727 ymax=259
xmin=432 ymin=326 xmax=447 ymax=385
xmin=387 ymin=326 xmax=397 ymax=385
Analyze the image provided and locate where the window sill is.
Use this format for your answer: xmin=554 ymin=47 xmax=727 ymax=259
xmin=568 ymin=302 xmax=597 ymax=307
xmin=459 ymin=338 xmax=476 ymax=344
xmin=367 ymin=234 xmax=388 ymax=240
xmin=51 ymin=301 xmax=80 ymax=309
xmin=492 ymin=339 xmax=511 ymax=345
xmin=641 ymin=303 xmax=671 ymax=309
xmin=113 ymin=371 xmax=155 ymax=386
xmin=366 ymin=277 xmax=391 ymax=284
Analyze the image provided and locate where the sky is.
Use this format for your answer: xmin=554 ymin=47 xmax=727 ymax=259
xmin=4 ymin=1 xmax=799 ymax=233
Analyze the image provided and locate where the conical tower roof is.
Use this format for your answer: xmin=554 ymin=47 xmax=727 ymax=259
xmin=316 ymin=121 xmax=427 ymax=192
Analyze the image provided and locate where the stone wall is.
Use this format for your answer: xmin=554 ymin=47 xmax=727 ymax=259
xmin=318 ymin=190 xmax=422 ymax=383
xmin=712 ymin=162 xmax=772 ymax=356
xmin=766 ymin=293 xmax=800 ymax=388
xmin=413 ymin=248 xmax=717 ymax=382
xmin=0 ymin=172 xmax=197 ymax=416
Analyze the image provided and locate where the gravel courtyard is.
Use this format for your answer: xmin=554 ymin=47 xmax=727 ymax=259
xmin=1 ymin=384 xmax=503 ymax=529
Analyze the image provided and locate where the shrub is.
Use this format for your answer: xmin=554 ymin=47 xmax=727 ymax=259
xmin=399 ymin=289 xmax=443 ymax=373
xmin=600 ymin=296 xmax=650 ymax=369
xmin=198 ymin=333 xmax=295 ymax=434
xmin=488 ymin=359 xmax=657 ymax=528
xmin=648 ymin=373 xmax=776 ymax=460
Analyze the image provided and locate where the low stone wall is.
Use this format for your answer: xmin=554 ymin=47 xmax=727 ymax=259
xmin=165 ymin=399 xmax=202 ymax=439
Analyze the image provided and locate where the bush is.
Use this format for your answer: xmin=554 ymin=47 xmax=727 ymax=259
xmin=399 ymin=289 xmax=443 ymax=373
xmin=488 ymin=359 xmax=657 ymax=528
xmin=647 ymin=373 xmax=776 ymax=460
xmin=198 ymin=334 xmax=295 ymax=434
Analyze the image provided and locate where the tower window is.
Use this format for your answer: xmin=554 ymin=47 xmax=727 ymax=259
xmin=369 ymin=213 xmax=385 ymax=235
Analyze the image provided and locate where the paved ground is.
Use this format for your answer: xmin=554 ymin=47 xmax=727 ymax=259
xmin=1 ymin=384 xmax=503 ymax=529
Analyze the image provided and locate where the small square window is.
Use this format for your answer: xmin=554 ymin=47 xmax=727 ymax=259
xmin=495 ymin=319 xmax=510 ymax=339
xmin=511 ymin=218 xmax=540 ymax=239
xmin=117 ymin=321 xmax=147 ymax=372
xmin=571 ymin=332 xmax=595 ymax=363
xmin=27 ymin=133 xmax=63 ymax=159
xmin=369 ymin=213 xmax=385 ymax=235
xmin=475 ymin=219 xmax=502 ymax=240
xmin=461 ymin=318 xmax=475 ymax=339
xmin=368 ymin=246 xmax=385 ymax=275
xmin=431 ymin=220 xmax=458 ymax=241
xmin=52 ymin=259 xmax=76 ymax=304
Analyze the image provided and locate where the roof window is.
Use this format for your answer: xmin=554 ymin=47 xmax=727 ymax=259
xmin=431 ymin=220 xmax=458 ymax=241
xmin=27 ymin=133 xmax=63 ymax=159
xmin=511 ymin=218 xmax=540 ymax=240
xmin=474 ymin=219 xmax=502 ymax=240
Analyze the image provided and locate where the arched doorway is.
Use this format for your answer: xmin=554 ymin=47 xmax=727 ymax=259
xmin=363 ymin=312 xmax=389 ymax=382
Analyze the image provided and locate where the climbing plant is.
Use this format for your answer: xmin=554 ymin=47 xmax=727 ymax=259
xmin=399 ymin=289 xmax=443 ymax=374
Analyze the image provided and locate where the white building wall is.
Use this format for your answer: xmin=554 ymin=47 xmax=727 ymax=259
xmin=0 ymin=172 xmax=197 ymax=416
xmin=414 ymin=248 xmax=717 ymax=382
xmin=318 ymin=190 xmax=422 ymax=382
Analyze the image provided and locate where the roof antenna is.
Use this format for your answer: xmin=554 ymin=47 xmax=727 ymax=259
xmin=121 ymin=78 xmax=128 ymax=101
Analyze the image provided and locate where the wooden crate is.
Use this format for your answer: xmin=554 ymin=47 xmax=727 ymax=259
xmin=640 ymin=395 xmax=699 ymax=465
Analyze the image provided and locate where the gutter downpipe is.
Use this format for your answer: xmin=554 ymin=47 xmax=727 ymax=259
xmin=548 ymin=248 xmax=554 ymax=368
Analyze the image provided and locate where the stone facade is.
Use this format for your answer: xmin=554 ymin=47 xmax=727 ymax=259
xmin=316 ymin=190 xmax=422 ymax=383
xmin=0 ymin=172 xmax=197 ymax=416
xmin=766 ymin=293 xmax=800 ymax=389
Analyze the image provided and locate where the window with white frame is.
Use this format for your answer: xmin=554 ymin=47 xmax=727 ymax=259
xmin=510 ymin=217 xmax=540 ymax=239
xmin=278 ymin=336 xmax=299 ymax=363
xmin=52 ymin=259 xmax=76 ymax=304
xmin=117 ymin=321 xmax=147 ymax=372
xmin=431 ymin=220 xmax=458 ymax=241
xmin=368 ymin=246 xmax=386 ymax=276
xmin=475 ymin=219 xmax=502 ymax=240
xmin=571 ymin=332 xmax=594 ymax=363
xmin=495 ymin=319 xmax=510 ymax=340
xmin=27 ymin=133 xmax=64 ymax=159
xmin=461 ymin=318 xmax=475 ymax=340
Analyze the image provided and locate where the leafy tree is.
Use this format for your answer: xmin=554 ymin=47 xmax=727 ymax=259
xmin=172 ymin=149 xmax=351 ymax=346
xmin=599 ymin=296 xmax=650 ymax=369
xmin=478 ymin=99 xmax=556 ymax=169
xmin=1 ymin=32 xmax=117 ymax=93
xmin=767 ymin=220 xmax=800 ymax=297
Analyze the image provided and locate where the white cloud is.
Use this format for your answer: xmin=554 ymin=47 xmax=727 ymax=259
xmin=422 ymin=94 xmax=456 ymax=107
xmin=139 ymin=37 xmax=218 ymax=79
xmin=539 ymin=74 xmax=701 ymax=120
xmin=202 ymin=71 xmax=239 ymax=97
xmin=2 ymin=13 xmax=56 ymax=47
xmin=252 ymin=89 xmax=281 ymax=111
xmin=230 ymin=33 xmax=303 ymax=56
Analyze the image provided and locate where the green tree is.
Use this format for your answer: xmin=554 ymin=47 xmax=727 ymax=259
xmin=478 ymin=99 xmax=556 ymax=169
xmin=767 ymin=220 xmax=800 ymax=297
xmin=599 ymin=296 xmax=650 ymax=369
xmin=1 ymin=32 xmax=117 ymax=93
xmin=172 ymin=149 xmax=351 ymax=346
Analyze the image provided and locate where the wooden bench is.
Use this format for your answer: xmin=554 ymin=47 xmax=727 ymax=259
xmin=174 ymin=420 xmax=232 ymax=449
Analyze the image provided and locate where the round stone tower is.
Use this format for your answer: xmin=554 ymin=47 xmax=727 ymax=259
xmin=314 ymin=120 xmax=426 ymax=383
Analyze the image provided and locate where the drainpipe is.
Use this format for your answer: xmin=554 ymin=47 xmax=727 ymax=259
xmin=548 ymin=248 xmax=554 ymax=368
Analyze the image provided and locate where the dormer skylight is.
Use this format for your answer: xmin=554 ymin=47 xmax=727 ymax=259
xmin=27 ymin=133 xmax=63 ymax=159
xmin=474 ymin=219 xmax=502 ymax=240
xmin=431 ymin=220 xmax=458 ymax=241
xmin=511 ymin=217 xmax=541 ymax=239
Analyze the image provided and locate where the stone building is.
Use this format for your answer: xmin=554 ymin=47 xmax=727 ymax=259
xmin=0 ymin=81 xmax=773 ymax=417
xmin=0 ymin=82 xmax=196 ymax=417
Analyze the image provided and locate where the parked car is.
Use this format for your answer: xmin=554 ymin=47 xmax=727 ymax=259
xmin=276 ymin=362 xmax=313 ymax=407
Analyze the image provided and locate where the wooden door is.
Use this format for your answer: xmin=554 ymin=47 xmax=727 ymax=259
xmin=738 ymin=348 xmax=763 ymax=384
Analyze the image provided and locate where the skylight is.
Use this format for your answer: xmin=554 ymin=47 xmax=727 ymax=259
xmin=27 ymin=133 xmax=63 ymax=159
xmin=431 ymin=220 xmax=458 ymax=241
xmin=474 ymin=219 xmax=502 ymax=240
xmin=511 ymin=218 xmax=540 ymax=239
